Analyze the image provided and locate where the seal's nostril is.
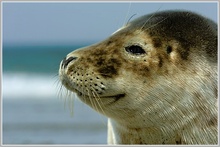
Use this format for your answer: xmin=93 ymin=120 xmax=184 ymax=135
xmin=62 ymin=56 xmax=78 ymax=68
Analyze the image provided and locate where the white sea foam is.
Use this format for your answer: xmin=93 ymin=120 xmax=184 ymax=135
xmin=2 ymin=73 xmax=61 ymax=99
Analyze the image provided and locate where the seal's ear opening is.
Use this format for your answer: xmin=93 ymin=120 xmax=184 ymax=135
xmin=166 ymin=46 xmax=172 ymax=54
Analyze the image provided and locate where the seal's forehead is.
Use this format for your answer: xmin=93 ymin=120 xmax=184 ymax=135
xmin=127 ymin=10 xmax=201 ymax=30
xmin=125 ymin=10 xmax=215 ymax=41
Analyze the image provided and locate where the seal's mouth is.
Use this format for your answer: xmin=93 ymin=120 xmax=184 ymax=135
xmin=102 ymin=94 xmax=126 ymax=102
xmin=76 ymin=90 xmax=125 ymax=102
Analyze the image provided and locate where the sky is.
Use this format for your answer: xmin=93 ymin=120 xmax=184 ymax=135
xmin=2 ymin=1 xmax=218 ymax=46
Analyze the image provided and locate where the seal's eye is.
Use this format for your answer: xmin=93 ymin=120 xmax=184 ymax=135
xmin=125 ymin=45 xmax=146 ymax=55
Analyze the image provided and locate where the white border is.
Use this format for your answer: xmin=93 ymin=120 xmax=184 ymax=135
xmin=0 ymin=1 xmax=219 ymax=147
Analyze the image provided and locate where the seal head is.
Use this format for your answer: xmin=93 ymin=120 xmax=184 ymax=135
xmin=59 ymin=10 xmax=217 ymax=144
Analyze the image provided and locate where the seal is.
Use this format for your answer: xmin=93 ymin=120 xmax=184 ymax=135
xmin=59 ymin=10 xmax=218 ymax=144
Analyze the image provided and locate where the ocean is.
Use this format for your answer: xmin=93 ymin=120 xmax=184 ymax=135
xmin=2 ymin=44 xmax=108 ymax=145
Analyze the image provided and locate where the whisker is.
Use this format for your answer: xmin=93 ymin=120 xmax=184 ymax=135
xmin=52 ymin=73 xmax=59 ymax=80
xmin=123 ymin=2 xmax=132 ymax=26
xmin=57 ymin=84 xmax=63 ymax=100
xmin=91 ymin=93 xmax=100 ymax=115
xmin=139 ymin=5 xmax=163 ymax=33
xmin=60 ymin=88 xmax=74 ymax=116
xmin=70 ymin=93 xmax=75 ymax=116
xmin=81 ymin=89 xmax=88 ymax=104
xmin=126 ymin=13 xmax=137 ymax=25
xmin=55 ymin=76 xmax=68 ymax=109
xmin=53 ymin=75 xmax=62 ymax=91
xmin=90 ymin=90 xmax=99 ymax=110
xmin=86 ymin=88 xmax=96 ymax=111
xmin=67 ymin=90 xmax=75 ymax=116
xmin=91 ymin=88 xmax=106 ymax=115
xmin=91 ymin=90 xmax=107 ymax=126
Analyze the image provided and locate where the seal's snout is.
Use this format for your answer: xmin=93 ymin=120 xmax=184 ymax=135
xmin=61 ymin=56 xmax=78 ymax=68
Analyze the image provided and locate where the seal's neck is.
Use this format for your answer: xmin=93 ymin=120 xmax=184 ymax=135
xmin=107 ymin=119 xmax=181 ymax=144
